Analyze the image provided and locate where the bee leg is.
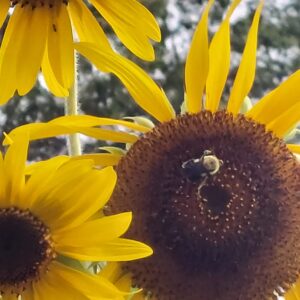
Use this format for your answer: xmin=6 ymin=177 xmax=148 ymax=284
xmin=197 ymin=176 xmax=208 ymax=200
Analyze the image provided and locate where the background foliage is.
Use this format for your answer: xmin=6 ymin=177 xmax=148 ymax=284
xmin=0 ymin=0 xmax=299 ymax=159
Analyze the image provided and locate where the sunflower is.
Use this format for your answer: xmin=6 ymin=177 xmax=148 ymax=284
xmin=0 ymin=0 xmax=160 ymax=103
xmin=0 ymin=134 xmax=152 ymax=299
xmin=4 ymin=0 xmax=300 ymax=299
xmin=107 ymin=0 xmax=300 ymax=299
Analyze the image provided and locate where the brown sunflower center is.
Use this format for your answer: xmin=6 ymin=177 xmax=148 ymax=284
xmin=110 ymin=111 xmax=300 ymax=300
xmin=10 ymin=0 xmax=68 ymax=9
xmin=199 ymin=184 xmax=231 ymax=214
xmin=0 ymin=207 xmax=55 ymax=295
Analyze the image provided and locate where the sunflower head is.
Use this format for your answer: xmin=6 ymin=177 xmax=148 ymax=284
xmin=0 ymin=0 xmax=160 ymax=103
xmin=110 ymin=110 xmax=300 ymax=299
xmin=105 ymin=1 xmax=300 ymax=299
xmin=0 ymin=134 xmax=152 ymax=298
xmin=0 ymin=206 xmax=55 ymax=294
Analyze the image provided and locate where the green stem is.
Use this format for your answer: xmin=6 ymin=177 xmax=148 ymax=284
xmin=65 ymin=52 xmax=81 ymax=156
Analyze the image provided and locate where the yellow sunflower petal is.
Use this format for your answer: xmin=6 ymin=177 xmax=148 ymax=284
xmin=68 ymin=0 xmax=112 ymax=51
xmin=3 ymin=134 xmax=28 ymax=206
xmin=100 ymin=263 xmax=138 ymax=300
xmin=76 ymin=43 xmax=175 ymax=122
xmin=114 ymin=273 xmax=132 ymax=298
xmin=42 ymin=45 xmax=69 ymax=97
xmin=33 ymin=158 xmax=95 ymax=197
xmin=47 ymin=4 xmax=74 ymax=90
xmin=49 ymin=261 xmax=123 ymax=298
xmin=17 ymin=6 xmax=49 ymax=95
xmin=71 ymin=153 xmax=122 ymax=167
xmin=100 ymin=262 xmax=142 ymax=299
xmin=3 ymin=123 xmax=73 ymax=145
xmin=266 ymin=102 xmax=300 ymax=138
xmin=53 ymin=212 xmax=132 ymax=246
xmin=30 ymin=160 xmax=97 ymax=221
xmin=0 ymin=0 xmax=9 ymax=28
xmin=25 ymin=155 xmax=70 ymax=175
xmin=247 ymin=70 xmax=300 ymax=125
xmin=90 ymin=0 xmax=160 ymax=61
xmin=33 ymin=262 xmax=121 ymax=300
xmin=288 ymin=144 xmax=300 ymax=154
xmin=50 ymin=115 xmax=150 ymax=132
xmin=21 ymin=156 xmax=70 ymax=209
xmin=205 ymin=0 xmax=241 ymax=112
xmin=185 ymin=0 xmax=214 ymax=113
xmin=123 ymin=117 xmax=155 ymax=129
xmin=4 ymin=115 xmax=145 ymax=145
xmin=99 ymin=146 xmax=126 ymax=155
xmin=25 ymin=153 xmax=121 ymax=176
xmin=285 ymin=281 xmax=300 ymax=300
xmin=32 ymin=165 xmax=116 ymax=232
xmin=25 ymin=151 xmax=121 ymax=170
xmin=100 ymin=262 xmax=123 ymax=283
xmin=76 ymin=127 xmax=138 ymax=144
xmin=285 ymin=291 xmax=299 ymax=300
xmin=32 ymin=264 xmax=89 ymax=300
xmin=56 ymin=238 xmax=153 ymax=261
xmin=0 ymin=5 xmax=24 ymax=60
xmin=227 ymin=1 xmax=263 ymax=114
xmin=293 ymin=282 xmax=300 ymax=298
xmin=0 ymin=6 xmax=26 ymax=104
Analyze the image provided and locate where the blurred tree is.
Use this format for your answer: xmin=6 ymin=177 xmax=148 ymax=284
xmin=0 ymin=0 xmax=299 ymax=160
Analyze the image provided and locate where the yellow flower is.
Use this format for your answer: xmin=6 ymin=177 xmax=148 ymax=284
xmin=0 ymin=134 xmax=152 ymax=299
xmin=4 ymin=0 xmax=300 ymax=299
xmin=107 ymin=1 xmax=300 ymax=299
xmin=0 ymin=0 xmax=160 ymax=103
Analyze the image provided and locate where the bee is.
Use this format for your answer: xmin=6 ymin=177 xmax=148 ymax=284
xmin=181 ymin=150 xmax=223 ymax=182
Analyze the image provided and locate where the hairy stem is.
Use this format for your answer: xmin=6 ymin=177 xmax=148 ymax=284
xmin=65 ymin=52 xmax=81 ymax=156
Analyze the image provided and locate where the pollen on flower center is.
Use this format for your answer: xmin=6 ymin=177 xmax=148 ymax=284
xmin=10 ymin=0 xmax=68 ymax=9
xmin=109 ymin=110 xmax=300 ymax=300
xmin=0 ymin=207 xmax=55 ymax=295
